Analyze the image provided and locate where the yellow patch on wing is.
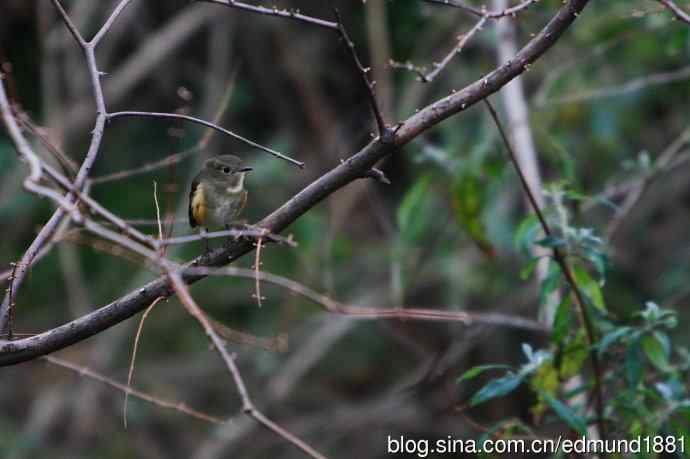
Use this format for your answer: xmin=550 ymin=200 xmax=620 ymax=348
xmin=191 ymin=182 xmax=207 ymax=227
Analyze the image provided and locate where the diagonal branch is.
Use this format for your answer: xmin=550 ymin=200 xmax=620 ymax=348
xmin=484 ymin=98 xmax=607 ymax=442
xmin=422 ymin=16 xmax=487 ymax=83
xmin=43 ymin=355 xmax=224 ymax=424
xmin=0 ymin=0 xmax=592 ymax=366
xmin=658 ymin=0 xmax=690 ymax=25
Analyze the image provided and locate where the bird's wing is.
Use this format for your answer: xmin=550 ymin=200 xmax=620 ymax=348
xmin=238 ymin=189 xmax=248 ymax=216
xmin=189 ymin=175 xmax=202 ymax=228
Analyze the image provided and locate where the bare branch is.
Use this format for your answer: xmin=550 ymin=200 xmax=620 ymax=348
xmin=124 ymin=297 xmax=163 ymax=428
xmin=422 ymin=16 xmax=487 ymax=83
xmin=333 ymin=9 xmax=391 ymax=139
xmin=91 ymin=0 xmax=135 ymax=47
xmin=49 ymin=0 xmax=87 ymax=47
xmin=606 ymin=127 xmax=690 ymax=239
xmin=197 ymin=0 xmax=338 ymax=30
xmin=425 ymin=0 xmax=540 ymax=18
xmin=159 ymin=228 xmax=296 ymax=247
xmin=658 ymin=0 xmax=690 ymax=25
xmin=107 ymin=111 xmax=304 ymax=168
xmin=43 ymin=355 xmax=224 ymax=424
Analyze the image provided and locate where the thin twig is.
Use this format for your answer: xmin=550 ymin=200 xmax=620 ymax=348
xmin=124 ymin=297 xmax=164 ymax=429
xmin=253 ymin=236 xmax=265 ymax=307
xmin=92 ymin=145 xmax=201 ymax=184
xmin=160 ymin=228 xmax=296 ymax=247
xmin=537 ymin=64 xmax=690 ymax=106
xmin=484 ymin=98 xmax=607 ymax=442
xmin=333 ymin=9 xmax=391 ymax=139
xmin=43 ymin=355 xmax=224 ymax=424
xmin=423 ymin=16 xmax=487 ymax=83
xmin=90 ymin=0 xmax=135 ymax=47
xmin=107 ymin=111 xmax=304 ymax=168
xmin=606 ymin=127 xmax=690 ymax=239
xmin=92 ymin=74 xmax=239 ymax=185
xmin=188 ymin=265 xmax=548 ymax=332
xmin=197 ymin=0 xmax=338 ymax=30
xmin=425 ymin=0 xmax=540 ymax=18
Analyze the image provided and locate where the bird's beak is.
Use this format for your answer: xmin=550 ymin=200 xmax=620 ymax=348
xmin=239 ymin=167 xmax=253 ymax=173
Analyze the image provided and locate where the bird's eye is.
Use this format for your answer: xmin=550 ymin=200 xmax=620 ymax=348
xmin=222 ymin=166 xmax=231 ymax=174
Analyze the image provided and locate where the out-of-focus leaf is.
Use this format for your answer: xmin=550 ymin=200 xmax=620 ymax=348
xmin=457 ymin=364 xmax=512 ymax=383
xmin=530 ymin=362 xmax=559 ymax=419
xmin=535 ymin=236 xmax=567 ymax=249
xmin=583 ymin=247 xmax=608 ymax=283
xmin=572 ymin=264 xmax=606 ymax=311
xmin=540 ymin=261 xmax=562 ymax=304
xmin=598 ymin=326 xmax=632 ymax=356
xmin=560 ymin=331 xmax=588 ymax=379
xmin=397 ymin=174 xmax=432 ymax=241
xmin=514 ymin=214 xmax=541 ymax=255
xmin=641 ymin=333 xmax=670 ymax=372
xmin=520 ymin=258 xmax=540 ymax=280
xmin=626 ymin=339 xmax=643 ymax=388
xmin=541 ymin=392 xmax=588 ymax=435
xmin=451 ymin=173 xmax=495 ymax=257
xmin=470 ymin=372 xmax=525 ymax=406
xmin=551 ymin=295 xmax=572 ymax=344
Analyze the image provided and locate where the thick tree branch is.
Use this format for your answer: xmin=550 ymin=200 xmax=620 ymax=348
xmin=0 ymin=0 xmax=591 ymax=366
xmin=658 ymin=0 xmax=690 ymax=25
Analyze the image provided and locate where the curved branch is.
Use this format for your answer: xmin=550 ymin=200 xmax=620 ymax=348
xmin=0 ymin=0 xmax=591 ymax=367
xmin=107 ymin=111 xmax=304 ymax=168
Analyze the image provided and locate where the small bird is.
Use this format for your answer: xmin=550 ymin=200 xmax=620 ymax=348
xmin=188 ymin=155 xmax=253 ymax=244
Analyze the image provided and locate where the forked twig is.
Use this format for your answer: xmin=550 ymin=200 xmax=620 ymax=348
xmin=167 ymin=272 xmax=329 ymax=459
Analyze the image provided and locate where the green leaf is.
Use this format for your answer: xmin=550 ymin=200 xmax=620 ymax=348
xmin=514 ymin=214 xmax=541 ymax=255
xmin=397 ymin=175 xmax=432 ymax=240
xmin=457 ymin=364 xmax=512 ymax=383
xmin=626 ymin=340 xmax=643 ymax=388
xmin=560 ymin=331 xmax=588 ymax=379
xmin=583 ymin=247 xmax=608 ymax=283
xmin=540 ymin=261 xmax=562 ymax=304
xmin=520 ymin=258 xmax=540 ymax=280
xmin=598 ymin=326 xmax=632 ymax=356
xmin=535 ymin=236 xmax=567 ymax=249
xmin=541 ymin=392 xmax=588 ymax=436
xmin=451 ymin=173 xmax=495 ymax=256
xmin=470 ymin=372 xmax=525 ymax=406
xmin=551 ymin=296 xmax=572 ymax=344
xmin=571 ymin=264 xmax=606 ymax=311
xmin=641 ymin=333 xmax=670 ymax=372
